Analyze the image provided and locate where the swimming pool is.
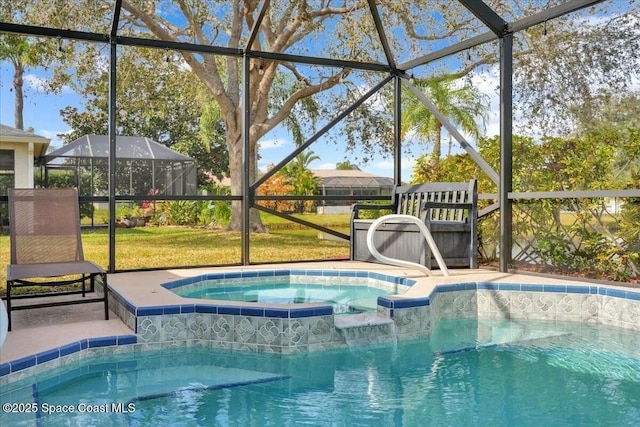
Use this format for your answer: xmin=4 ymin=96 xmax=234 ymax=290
xmin=172 ymin=280 xmax=394 ymax=314
xmin=2 ymin=318 xmax=639 ymax=426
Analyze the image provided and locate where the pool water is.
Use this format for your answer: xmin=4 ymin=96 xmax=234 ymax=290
xmin=3 ymin=318 xmax=640 ymax=426
xmin=175 ymin=281 xmax=393 ymax=313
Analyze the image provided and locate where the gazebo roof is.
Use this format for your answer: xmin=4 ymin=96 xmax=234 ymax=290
xmin=44 ymin=135 xmax=193 ymax=163
xmin=311 ymin=169 xmax=395 ymax=188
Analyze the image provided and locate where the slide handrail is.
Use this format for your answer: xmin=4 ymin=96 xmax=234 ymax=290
xmin=366 ymin=214 xmax=450 ymax=277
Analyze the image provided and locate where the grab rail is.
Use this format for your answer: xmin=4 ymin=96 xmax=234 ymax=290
xmin=366 ymin=214 xmax=450 ymax=276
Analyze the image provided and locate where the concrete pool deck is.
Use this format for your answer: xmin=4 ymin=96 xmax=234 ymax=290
xmin=5 ymin=260 xmax=630 ymax=366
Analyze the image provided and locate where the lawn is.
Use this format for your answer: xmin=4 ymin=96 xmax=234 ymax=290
xmin=0 ymin=221 xmax=351 ymax=296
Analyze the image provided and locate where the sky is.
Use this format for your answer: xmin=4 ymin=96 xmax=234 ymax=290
xmin=0 ymin=59 xmax=502 ymax=184
xmin=2 ymin=1 xmax=639 ymax=185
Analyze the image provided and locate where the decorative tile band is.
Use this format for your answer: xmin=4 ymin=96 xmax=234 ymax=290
xmin=0 ymin=335 xmax=137 ymax=378
xmin=378 ymin=282 xmax=640 ymax=311
xmin=4 ymin=276 xmax=640 ymax=382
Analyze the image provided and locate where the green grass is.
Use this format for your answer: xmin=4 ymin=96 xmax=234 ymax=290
xmin=0 ymin=223 xmax=351 ymax=296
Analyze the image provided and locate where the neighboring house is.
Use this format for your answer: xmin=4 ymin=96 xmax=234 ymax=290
xmin=0 ymin=124 xmax=51 ymax=195
xmin=209 ymin=169 xmax=395 ymax=214
xmin=312 ymin=169 xmax=395 ymax=214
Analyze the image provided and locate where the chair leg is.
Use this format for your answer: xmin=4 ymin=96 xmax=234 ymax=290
xmin=102 ymin=274 xmax=109 ymax=321
xmin=6 ymin=281 xmax=12 ymax=332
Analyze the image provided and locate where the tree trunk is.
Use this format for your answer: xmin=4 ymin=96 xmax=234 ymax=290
xmin=433 ymin=122 xmax=442 ymax=164
xmin=13 ymin=61 xmax=24 ymax=130
xmin=226 ymin=128 xmax=266 ymax=232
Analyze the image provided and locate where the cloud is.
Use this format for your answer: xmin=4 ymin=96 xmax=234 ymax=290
xmin=259 ymin=138 xmax=289 ymax=149
xmin=23 ymin=74 xmax=49 ymax=93
xmin=373 ymin=157 xmax=416 ymax=171
xmin=38 ymin=128 xmax=71 ymax=150
xmin=24 ymin=73 xmax=73 ymax=94
xmin=316 ymin=162 xmax=336 ymax=169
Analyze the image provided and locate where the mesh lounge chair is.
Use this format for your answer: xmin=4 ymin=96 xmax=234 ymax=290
xmin=5 ymin=188 xmax=109 ymax=331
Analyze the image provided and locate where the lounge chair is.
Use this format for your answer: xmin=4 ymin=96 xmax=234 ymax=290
xmin=5 ymin=188 xmax=109 ymax=331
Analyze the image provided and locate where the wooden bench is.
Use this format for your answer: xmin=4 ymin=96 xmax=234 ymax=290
xmin=350 ymin=180 xmax=478 ymax=269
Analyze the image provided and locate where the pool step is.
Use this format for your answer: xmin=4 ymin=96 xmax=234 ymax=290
xmin=334 ymin=313 xmax=396 ymax=347
xmin=334 ymin=312 xmax=393 ymax=329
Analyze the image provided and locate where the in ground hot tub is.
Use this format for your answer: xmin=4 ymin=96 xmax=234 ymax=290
xmin=162 ymin=269 xmax=412 ymax=314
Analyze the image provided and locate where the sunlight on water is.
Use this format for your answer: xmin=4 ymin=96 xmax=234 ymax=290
xmin=3 ymin=319 xmax=640 ymax=426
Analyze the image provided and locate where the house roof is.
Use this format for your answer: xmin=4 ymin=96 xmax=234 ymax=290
xmin=44 ymin=135 xmax=194 ymax=163
xmin=0 ymin=124 xmax=51 ymax=158
xmin=311 ymin=169 xmax=395 ymax=188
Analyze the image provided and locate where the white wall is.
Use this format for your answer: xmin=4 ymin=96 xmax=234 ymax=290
xmin=2 ymin=142 xmax=33 ymax=188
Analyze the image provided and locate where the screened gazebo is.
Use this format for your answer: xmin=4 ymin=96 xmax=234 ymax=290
xmin=313 ymin=170 xmax=394 ymax=213
xmin=1 ymin=0 xmax=638 ymax=276
xmin=43 ymin=135 xmax=197 ymax=197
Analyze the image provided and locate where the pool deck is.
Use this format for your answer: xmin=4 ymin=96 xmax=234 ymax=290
xmin=2 ymin=260 xmax=637 ymax=365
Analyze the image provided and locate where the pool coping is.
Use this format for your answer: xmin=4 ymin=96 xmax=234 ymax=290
xmin=3 ymin=264 xmax=640 ymax=383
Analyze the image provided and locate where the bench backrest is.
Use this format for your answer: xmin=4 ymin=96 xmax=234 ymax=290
xmin=394 ymin=180 xmax=477 ymax=222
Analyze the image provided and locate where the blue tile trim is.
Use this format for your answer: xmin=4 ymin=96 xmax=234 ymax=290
xmin=627 ymin=291 xmax=640 ymax=301
xmin=289 ymin=305 xmax=332 ymax=318
xmin=521 ymin=284 xmax=543 ymax=292
xmin=392 ymin=297 xmax=430 ymax=309
xmin=265 ymin=308 xmax=290 ymax=318
xmin=36 ymin=349 xmax=59 ymax=364
xmin=499 ymin=283 xmax=520 ymax=291
xmin=378 ymin=297 xmax=393 ymax=308
xmin=162 ymin=305 xmax=181 ymax=315
xmin=10 ymin=355 xmax=36 ymax=372
xmin=273 ymin=270 xmax=290 ymax=277
xmin=117 ymin=335 xmax=137 ymax=345
xmin=240 ymin=306 xmax=265 ymax=317
xmin=566 ymin=286 xmax=590 ymax=294
xmin=339 ymin=271 xmax=356 ymax=277
xmin=477 ymin=282 xmax=499 ymax=290
xmin=137 ymin=306 xmax=164 ymax=316
xmin=606 ymin=288 xmax=626 ymax=299
xmin=89 ymin=336 xmax=117 ymax=348
xmin=438 ymin=283 xmax=467 ymax=292
xmin=195 ymin=304 xmax=217 ymax=314
xmin=543 ymin=284 xmax=567 ymax=293
xmin=181 ymin=305 xmax=196 ymax=314
xmin=217 ymin=305 xmax=242 ymax=315
xmin=1 ymin=333 xmax=140 ymax=377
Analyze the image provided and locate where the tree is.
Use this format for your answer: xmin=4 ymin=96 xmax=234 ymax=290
xmin=402 ymin=74 xmax=489 ymax=164
xmin=282 ymin=151 xmax=320 ymax=213
xmin=412 ymin=128 xmax=640 ymax=280
xmin=58 ymin=47 xmax=229 ymax=187
xmin=0 ymin=33 xmax=54 ymax=130
xmin=257 ymin=164 xmax=296 ymax=213
xmin=336 ymin=160 xmax=360 ymax=170
xmin=6 ymin=0 xmax=639 ymax=231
